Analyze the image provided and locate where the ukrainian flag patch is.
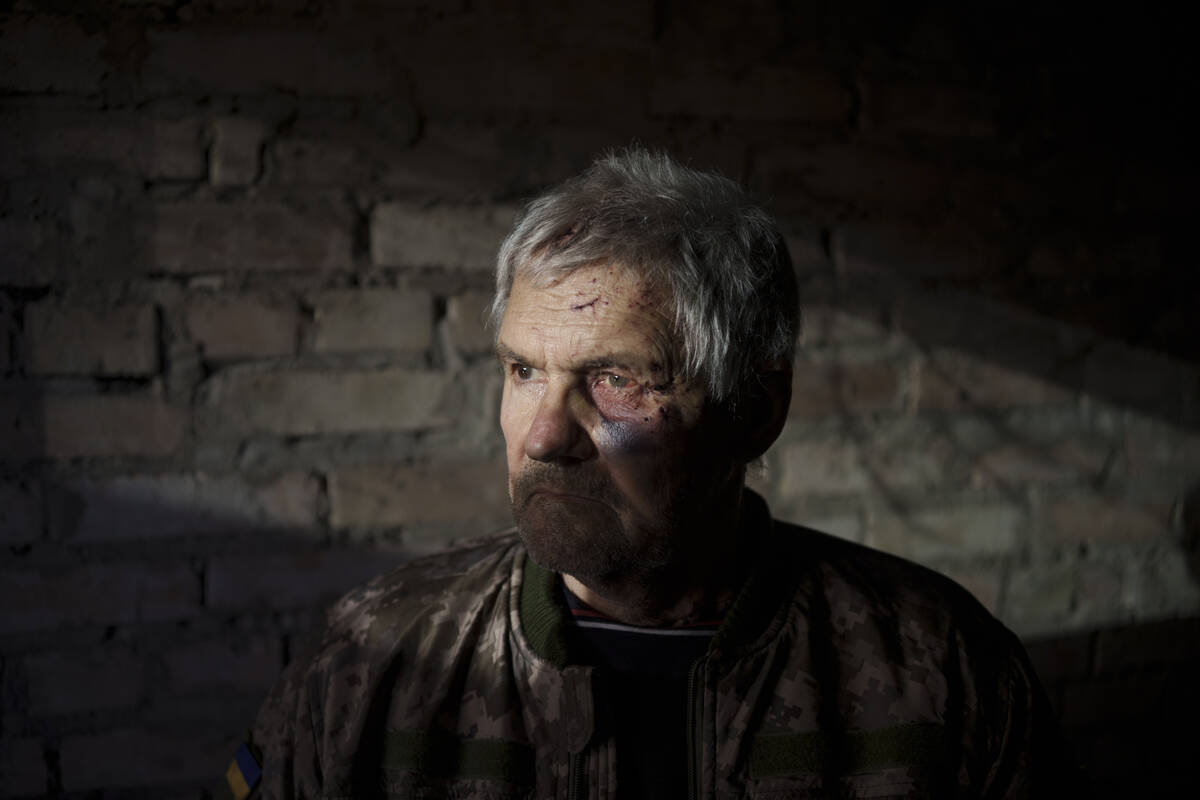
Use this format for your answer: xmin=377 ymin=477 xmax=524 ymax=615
xmin=224 ymin=742 xmax=262 ymax=800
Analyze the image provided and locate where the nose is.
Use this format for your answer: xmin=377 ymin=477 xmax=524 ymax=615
xmin=524 ymin=385 xmax=596 ymax=463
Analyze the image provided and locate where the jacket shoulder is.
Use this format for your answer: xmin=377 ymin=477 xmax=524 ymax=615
xmin=774 ymin=519 xmax=1002 ymax=640
xmin=246 ymin=533 xmax=525 ymax=797
xmin=322 ymin=530 xmax=523 ymax=639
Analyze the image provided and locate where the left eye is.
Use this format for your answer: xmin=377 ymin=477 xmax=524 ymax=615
xmin=605 ymin=373 xmax=630 ymax=389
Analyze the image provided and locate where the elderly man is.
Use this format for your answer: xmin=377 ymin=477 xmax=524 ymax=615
xmin=224 ymin=150 xmax=1072 ymax=799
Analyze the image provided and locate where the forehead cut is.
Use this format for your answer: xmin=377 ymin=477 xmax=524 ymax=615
xmin=521 ymin=258 xmax=668 ymax=304
xmin=498 ymin=267 xmax=684 ymax=377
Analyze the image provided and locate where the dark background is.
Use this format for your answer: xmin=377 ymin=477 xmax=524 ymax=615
xmin=1 ymin=1 xmax=1198 ymax=796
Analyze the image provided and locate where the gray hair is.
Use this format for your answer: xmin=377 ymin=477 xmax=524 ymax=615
xmin=490 ymin=148 xmax=799 ymax=404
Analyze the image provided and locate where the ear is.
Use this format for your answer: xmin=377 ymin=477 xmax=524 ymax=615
xmin=736 ymin=359 xmax=792 ymax=463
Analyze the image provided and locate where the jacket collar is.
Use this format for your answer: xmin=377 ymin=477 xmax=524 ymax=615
xmin=520 ymin=552 xmax=574 ymax=669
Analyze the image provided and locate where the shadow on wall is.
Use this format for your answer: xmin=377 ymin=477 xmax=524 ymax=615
xmin=0 ymin=476 xmax=497 ymax=797
xmin=1025 ymin=615 xmax=1200 ymax=799
xmin=823 ymin=271 xmax=1200 ymax=435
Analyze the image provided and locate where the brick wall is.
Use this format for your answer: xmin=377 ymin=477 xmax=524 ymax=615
xmin=1 ymin=2 xmax=1197 ymax=797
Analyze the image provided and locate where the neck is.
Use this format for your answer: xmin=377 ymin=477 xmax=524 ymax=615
xmin=562 ymin=573 xmax=740 ymax=627
xmin=562 ymin=491 xmax=752 ymax=627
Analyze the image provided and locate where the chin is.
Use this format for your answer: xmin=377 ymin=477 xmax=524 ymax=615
xmin=513 ymin=495 xmax=674 ymax=581
xmin=514 ymin=497 xmax=624 ymax=579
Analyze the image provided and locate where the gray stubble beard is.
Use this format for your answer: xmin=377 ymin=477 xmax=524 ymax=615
xmin=509 ymin=462 xmax=677 ymax=584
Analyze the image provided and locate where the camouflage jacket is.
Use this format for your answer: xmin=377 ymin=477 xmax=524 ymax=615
xmin=237 ymin=496 xmax=1072 ymax=799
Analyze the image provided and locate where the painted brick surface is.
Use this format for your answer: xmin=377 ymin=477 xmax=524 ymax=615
xmin=329 ymin=459 xmax=510 ymax=528
xmin=40 ymin=394 xmax=189 ymax=459
xmin=1123 ymin=551 xmax=1200 ymax=620
xmin=800 ymin=304 xmax=890 ymax=348
xmin=789 ymin=359 xmax=904 ymax=417
xmin=268 ymin=102 xmax=420 ymax=188
xmin=210 ymin=117 xmax=268 ymax=187
xmin=0 ymin=174 xmax=147 ymax=285
xmin=446 ymin=289 xmax=495 ymax=354
xmin=206 ymin=548 xmax=400 ymax=611
xmin=0 ymin=215 xmax=57 ymax=286
xmin=865 ymin=502 xmax=1021 ymax=563
xmin=0 ymin=106 xmax=205 ymax=180
xmin=23 ymin=646 xmax=143 ymax=716
xmin=163 ymin=635 xmax=283 ymax=694
xmin=50 ymin=472 xmax=320 ymax=542
xmin=0 ymin=296 xmax=12 ymax=371
xmin=777 ymin=422 xmax=957 ymax=495
xmin=185 ymin=294 xmax=298 ymax=360
xmin=917 ymin=349 xmax=1075 ymax=410
xmin=0 ymin=381 xmax=41 ymax=459
xmin=148 ymin=199 xmax=353 ymax=274
xmin=308 ymin=289 xmax=433 ymax=353
xmin=1082 ymin=341 xmax=1199 ymax=429
xmin=0 ymin=563 xmax=200 ymax=635
xmin=365 ymin=121 xmax=601 ymax=199
xmin=860 ymin=78 xmax=997 ymax=139
xmin=777 ymin=436 xmax=877 ymax=494
xmin=24 ymin=302 xmax=157 ymax=376
xmin=651 ymin=64 xmax=849 ymax=122
xmin=59 ymin=727 xmax=230 ymax=791
xmin=1048 ymin=495 xmax=1172 ymax=544
xmin=0 ymin=479 xmax=42 ymax=544
xmin=201 ymin=368 xmax=451 ymax=435
xmin=404 ymin=22 xmax=646 ymax=120
xmin=1002 ymin=563 xmax=1077 ymax=637
xmin=970 ymin=438 xmax=1112 ymax=487
xmin=0 ymin=17 xmax=104 ymax=93
xmin=370 ymin=203 xmax=517 ymax=270
xmin=763 ymin=149 xmax=951 ymax=222
xmin=142 ymin=28 xmax=401 ymax=95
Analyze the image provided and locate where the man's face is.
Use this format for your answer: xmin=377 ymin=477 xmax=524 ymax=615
xmin=497 ymin=264 xmax=741 ymax=584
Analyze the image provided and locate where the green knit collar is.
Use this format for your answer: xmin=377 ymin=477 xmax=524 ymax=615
xmin=519 ymin=553 xmax=573 ymax=669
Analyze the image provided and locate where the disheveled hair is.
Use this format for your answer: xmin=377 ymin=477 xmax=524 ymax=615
xmin=490 ymin=147 xmax=799 ymax=404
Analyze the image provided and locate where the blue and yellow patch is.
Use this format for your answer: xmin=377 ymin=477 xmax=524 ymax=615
xmin=223 ymin=742 xmax=262 ymax=800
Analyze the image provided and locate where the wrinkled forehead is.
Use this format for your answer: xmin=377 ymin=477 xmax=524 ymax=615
xmin=513 ymin=259 xmax=674 ymax=319
xmin=517 ymin=256 xmax=664 ymax=296
xmin=502 ymin=263 xmax=684 ymax=367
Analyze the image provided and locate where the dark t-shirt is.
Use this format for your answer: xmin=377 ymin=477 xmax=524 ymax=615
xmin=563 ymin=583 xmax=721 ymax=800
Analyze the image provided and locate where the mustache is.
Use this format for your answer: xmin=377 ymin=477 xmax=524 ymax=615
xmin=511 ymin=462 xmax=623 ymax=508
